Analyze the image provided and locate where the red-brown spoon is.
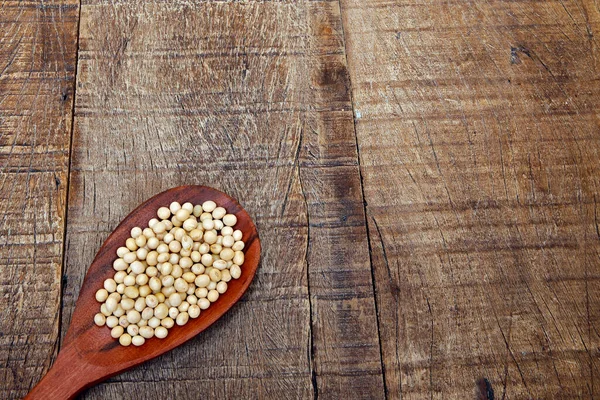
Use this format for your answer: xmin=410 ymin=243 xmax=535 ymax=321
xmin=25 ymin=186 xmax=260 ymax=399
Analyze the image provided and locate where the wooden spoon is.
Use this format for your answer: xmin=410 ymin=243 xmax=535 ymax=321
xmin=25 ymin=185 xmax=260 ymax=399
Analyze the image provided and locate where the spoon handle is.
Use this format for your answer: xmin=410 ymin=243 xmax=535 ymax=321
xmin=25 ymin=344 xmax=94 ymax=400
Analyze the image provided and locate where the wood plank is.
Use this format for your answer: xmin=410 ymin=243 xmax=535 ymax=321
xmin=341 ymin=0 xmax=600 ymax=398
xmin=0 ymin=1 xmax=79 ymax=399
xmin=62 ymin=1 xmax=384 ymax=398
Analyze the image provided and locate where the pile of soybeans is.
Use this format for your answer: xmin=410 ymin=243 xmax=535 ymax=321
xmin=93 ymin=200 xmax=245 ymax=347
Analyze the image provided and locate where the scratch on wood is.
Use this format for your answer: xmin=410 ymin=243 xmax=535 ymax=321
xmin=295 ymin=126 xmax=318 ymax=400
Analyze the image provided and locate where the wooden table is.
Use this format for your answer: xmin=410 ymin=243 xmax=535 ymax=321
xmin=1 ymin=0 xmax=598 ymax=399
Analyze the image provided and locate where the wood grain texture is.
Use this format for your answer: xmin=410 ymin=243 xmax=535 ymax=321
xmin=0 ymin=1 xmax=79 ymax=399
xmin=340 ymin=0 xmax=600 ymax=398
xmin=61 ymin=1 xmax=384 ymax=399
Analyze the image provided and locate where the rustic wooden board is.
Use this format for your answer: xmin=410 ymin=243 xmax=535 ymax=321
xmin=61 ymin=1 xmax=384 ymax=399
xmin=340 ymin=0 xmax=600 ymax=398
xmin=0 ymin=1 xmax=79 ymax=399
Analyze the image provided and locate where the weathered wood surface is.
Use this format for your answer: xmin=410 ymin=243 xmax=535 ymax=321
xmin=340 ymin=0 xmax=600 ymax=398
xmin=60 ymin=1 xmax=383 ymax=399
xmin=2 ymin=0 xmax=600 ymax=398
xmin=0 ymin=1 xmax=79 ymax=399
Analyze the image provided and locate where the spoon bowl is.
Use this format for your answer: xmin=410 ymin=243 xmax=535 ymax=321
xmin=26 ymin=185 xmax=260 ymax=399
